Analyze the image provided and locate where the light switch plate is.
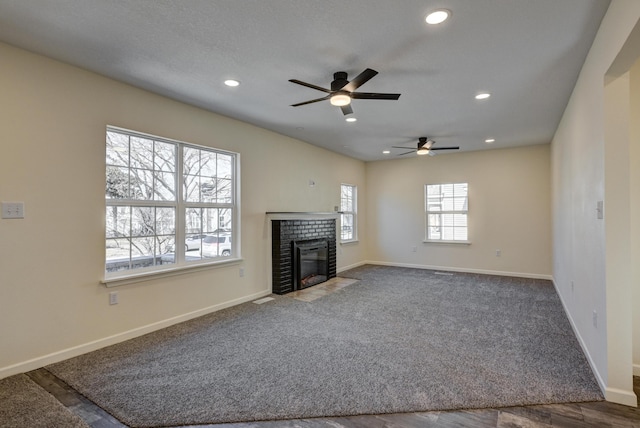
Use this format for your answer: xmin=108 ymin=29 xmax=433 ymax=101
xmin=1 ymin=202 xmax=25 ymax=219
xmin=596 ymin=200 xmax=604 ymax=220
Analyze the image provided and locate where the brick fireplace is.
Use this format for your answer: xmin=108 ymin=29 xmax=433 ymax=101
xmin=270 ymin=217 xmax=337 ymax=294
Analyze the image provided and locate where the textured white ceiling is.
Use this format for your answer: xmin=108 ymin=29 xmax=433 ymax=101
xmin=0 ymin=0 xmax=610 ymax=161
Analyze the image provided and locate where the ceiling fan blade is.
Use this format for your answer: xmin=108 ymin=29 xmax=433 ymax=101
xmin=291 ymin=95 xmax=331 ymax=107
xmin=342 ymin=68 xmax=378 ymax=92
xmin=289 ymin=79 xmax=332 ymax=93
xmin=351 ymin=92 xmax=401 ymax=100
xmin=340 ymin=104 xmax=353 ymax=115
xmin=391 ymin=145 xmax=414 ymax=149
xmin=429 ymin=146 xmax=460 ymax=150
xmin=397 ymin=150 xmax=415 ymax=156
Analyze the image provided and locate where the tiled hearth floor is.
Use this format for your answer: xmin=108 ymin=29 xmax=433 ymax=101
xmin=288 ymin=277 xmax=359 ymax=302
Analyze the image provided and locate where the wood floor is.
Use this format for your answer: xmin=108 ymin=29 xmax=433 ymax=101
xmin=27 ymin=368 xmax=640 ymax=427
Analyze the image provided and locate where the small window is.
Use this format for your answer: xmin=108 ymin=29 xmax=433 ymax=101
xmin=106 ymin=127 xmax=238 ymax=278
xmin=340 ymin=184 xmax=357 ymax=242
xmin=425 ymin=183 xmax=468 ymax=242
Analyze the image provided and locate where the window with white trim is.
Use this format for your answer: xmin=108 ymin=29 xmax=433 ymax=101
xmin=425 ymin=183 xmax=468 ymax=242
xmin=105 ymin=127 xmax=238 ymax=276
xmin=340 ymin=183 xmax=357 ymax=242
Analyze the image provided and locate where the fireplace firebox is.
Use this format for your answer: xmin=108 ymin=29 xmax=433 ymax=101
xmin=293 ymin=240 xmax=329 ymax=290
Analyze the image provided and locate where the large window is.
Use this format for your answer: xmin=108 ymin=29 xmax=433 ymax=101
xmin=340 ymin=184 xmax=357 ymax=242
xmin=105 ymin=127 xmax=238 ymax=277
xmin=425 ymin=183 xmax=468 ymax=242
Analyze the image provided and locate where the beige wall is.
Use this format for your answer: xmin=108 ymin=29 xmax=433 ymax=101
xmin=552 ymin=0 xmax=640 ymax=406
xmin=0 ymin=42 xmax=367 ymax=376
xmin=365 ymin=145 xmax=551 ymax=277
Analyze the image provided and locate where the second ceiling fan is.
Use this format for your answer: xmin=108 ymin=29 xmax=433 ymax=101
xmin=289 ymin=68 xmax=400 ymax=116
xmin=393 ymin=137 xmax=460 ymax=156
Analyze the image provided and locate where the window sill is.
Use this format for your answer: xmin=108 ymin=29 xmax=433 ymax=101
xmin=102 ymin=258 xmax=243 ymax=287
xmin=423 ymin=240 xmax=471 ymax=245
xmin=340 ymin=239 xmax=359 ymax=245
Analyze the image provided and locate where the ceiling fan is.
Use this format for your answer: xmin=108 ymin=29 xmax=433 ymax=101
xmin=393 ymin=137 xmax=460 ymax=156
xmin=289 ymin=68 xmax=401 ymax=116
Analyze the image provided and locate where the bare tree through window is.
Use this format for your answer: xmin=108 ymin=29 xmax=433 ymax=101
xmin=106 ymin=128 xmax=237 ymax=275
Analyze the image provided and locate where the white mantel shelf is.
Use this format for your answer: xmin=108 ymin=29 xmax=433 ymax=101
xmin=266 ymin=212 xmax=341 ymax=218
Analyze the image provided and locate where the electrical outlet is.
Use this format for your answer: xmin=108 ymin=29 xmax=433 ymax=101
xmin=239 ymin=267 xmax=245 ymax=277
xmin=1 ymin=201 xmax=25 ymax=219
xmin=411 ymin=246 xmax=417 ymax=252
xmin=592 ymin=310 xmax=597 ymax=328
xmin=109 ymin=292 xmax=118 ymax=305
xmin=496 ymin=249 xmax=501 ymax=257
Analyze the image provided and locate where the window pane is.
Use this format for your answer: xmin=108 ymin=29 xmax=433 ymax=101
xmin=154 ymin=172 xmax=176 ymax=201
xmin=201 ymin=177 xmax=216 ymax=203
xmin=341 ymin=186 xmax=353 ymax=211
xmin=131 ymin=237 xmax=155 ymax=269
xmin=131 ymin=207 xmax=155 ymax=236
xmin=453 ymin=197 xmax=467 ymax=211
xmin=156 ymin=207 xmax=175 ymax=235
xmin=154 ymin=141 xmax=175 ymax=172
xmin=453 ymin=214 xmax=467 ymax=227
xmin=157 ymin=236 xmax=175 ymax=264
xmin=106 ymin=206 xmax=130 ymax=238
xmin=454 ymin=183 xmax=468 ymax=197
xmin=184 ymin=175 xmax=200 ymax=202
xmin=130 ymin=169 xmax=154 ymax=200
xmin=185 ymin=208 xmax=202 ymax=234
xmin=106 ymin=131 xmax=129 ymax=167
xmin=341 ymin=213 xmax=353 ymax=240
xmin=217 ymin=154 xmax=233 ymax=178
xmin=442 ymin=198 xmax=455 ymax=211
xmin=183 ymin=147 xmax=200 ymax=176
xmin=217 ymin=178 xmax=233 ymax=203
xmin=129 ymin=137 xmax=154 ymax=169
xmin=106 ymin=166 xmax=130 ymax=199
xmin=106 ymin=238 xmax=131 ymax=272
xmin=200 ymin=151 xmax=216 ymax=177
xmin=219 ymin=208 xmax=232 ymax=232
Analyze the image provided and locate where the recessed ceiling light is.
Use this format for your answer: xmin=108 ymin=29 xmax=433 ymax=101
xmin=475 ymin=92 xmax=491 ymax=100
xmin=426 ymin=9 xmax=451 ymax=25
xmin=383 ymin=150 xmax=390 ymax=154
xmin=224 ymin=79 xmax=240 ymax=87
xmin=485 ymin=138 xmax=495 ymax=143
xmin=345 ymin=117 xmax=357 ymax=122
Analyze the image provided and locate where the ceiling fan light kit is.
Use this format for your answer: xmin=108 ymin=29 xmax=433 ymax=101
xmin=393 ymin=137 xmax=459 ymax=156
xmin=330 ymin=93 xmax=351 ymax=106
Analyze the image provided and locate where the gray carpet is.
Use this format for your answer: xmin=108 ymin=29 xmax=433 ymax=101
xmin=47 ymin=265 xmax=603 ymax=427
xmin=0 ymin=374 xmax=90 ymax=428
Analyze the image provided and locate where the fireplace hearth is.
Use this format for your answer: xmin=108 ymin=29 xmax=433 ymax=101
xmin=270 ymin=216 xmax=337 ymax=294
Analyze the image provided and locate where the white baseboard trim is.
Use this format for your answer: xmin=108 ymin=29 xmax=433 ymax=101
xmin=0 ymin=289 xmax=271 ymax=380
xmin=337 ymin=261 xmax=367 ymax=273
xmin=606 ymin=387 xmax=638 ymax=407
xmin=365 ymin=260 xmax=553 ymax=280
xmin=551 ymin=277 xmax=637 ymax=407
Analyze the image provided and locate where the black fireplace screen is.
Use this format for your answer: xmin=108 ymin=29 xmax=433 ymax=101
xmin=293 ymin=240 xmax=329 ymax=290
